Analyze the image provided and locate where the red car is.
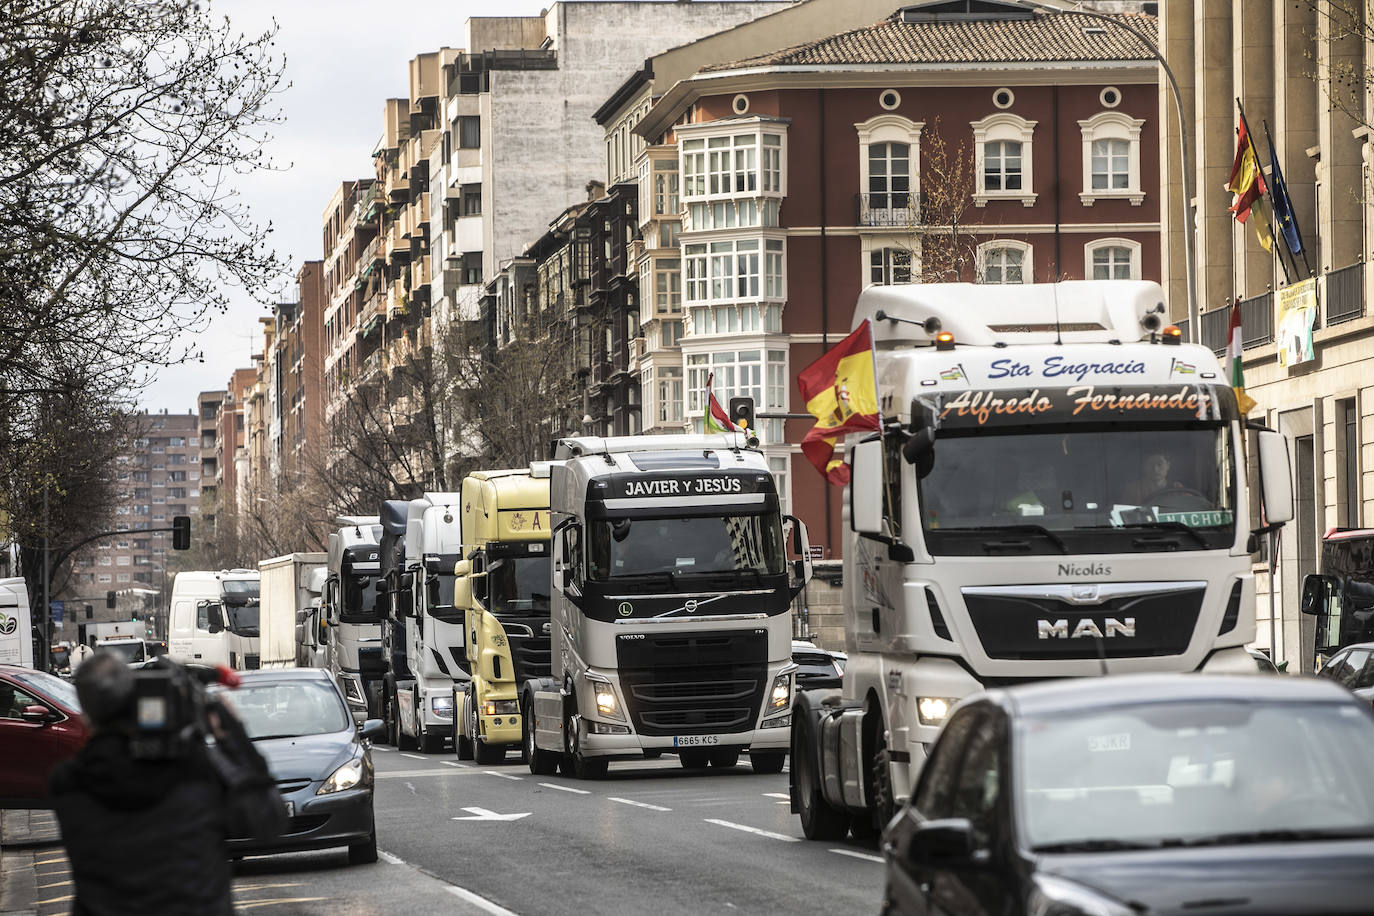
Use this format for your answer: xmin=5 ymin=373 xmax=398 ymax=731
xmin=0 ymin=665 xmax=89 ymax=808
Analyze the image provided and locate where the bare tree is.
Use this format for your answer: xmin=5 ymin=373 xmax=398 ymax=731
xmin=915 ymin=117 xmax=978 ymax=284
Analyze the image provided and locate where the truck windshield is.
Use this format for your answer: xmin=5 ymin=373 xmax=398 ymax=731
xmin=919 ymin=426 xmax=1235 ymax=556
xmin=427 ymin=573 xmax=462 ymax=623
xmin=587 ymin=514 xmax=785 ymax=581
xmin=222 ymin=579 xmax=259 ymax=600
xmin=487 ymin=557 xmax=551 ymax=616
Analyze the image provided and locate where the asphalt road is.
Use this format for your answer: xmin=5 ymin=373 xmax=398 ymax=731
xmin=363 ymin=740 xmax=886 ymax=916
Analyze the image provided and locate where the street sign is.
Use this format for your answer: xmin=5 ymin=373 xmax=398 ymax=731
xmin=808 ymin=546 xmax=824 ymax=560
xmin=50 ymin=600 xmax=64 ymax=625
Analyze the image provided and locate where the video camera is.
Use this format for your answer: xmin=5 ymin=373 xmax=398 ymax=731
xmin=125 ymin=659 xmax=234 ymax=760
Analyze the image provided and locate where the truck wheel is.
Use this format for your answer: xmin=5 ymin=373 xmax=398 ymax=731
xmin=454 ymin=692 xmax=473 ymax=760
xmin=709 ymin=748 xmax=740 ymax=768
xmin=869 ymin=731 xmax=896 ymax=833
xmin=473 ymin=730 xmax=504 ymax=765
xmin=680 ymin=749 xmax=710 ymax=770
xmin=750 ymin=751 xmax=786 ymax=775
xmin=564 ymin=709 xmax=608 ymax=779
xmin=395 ymin=690 xmax=417 ymax=751
xmin=525 ymin=696 xmax=558 ymax=776
xmin=793 ymin=715 xmax=847 ymax=841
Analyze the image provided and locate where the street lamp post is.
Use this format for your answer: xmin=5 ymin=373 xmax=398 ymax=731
xmin=1014 ymin=1 xmax=1199 ymax=340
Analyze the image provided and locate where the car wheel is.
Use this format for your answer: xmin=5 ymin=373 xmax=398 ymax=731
xmin=525 ymin=695 xmax=558 ymax=776
xmin=708 ymin=748 xmax=740 ymax=768
xmin=793 ymin=714 xmax=847 ymax=840
xmin=679 ymin=749 xmax=711 ymax=770
xmin=750 ymin=750 xmax=786 ymax=775
xmin=348 ymin=828 xmax=378 ymax=866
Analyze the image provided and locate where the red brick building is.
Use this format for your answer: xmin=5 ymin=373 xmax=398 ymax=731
xmin=632 ymin=2 xmax=1161 ymax=555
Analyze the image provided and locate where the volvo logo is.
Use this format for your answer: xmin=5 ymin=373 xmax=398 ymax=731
xmin=541 ymin=621 xmax=551 ymax=635
xmin=1037 ymin=617 xmax=1136 ymax=639
xmin=684 ymin=599 xmax=698 ymax=613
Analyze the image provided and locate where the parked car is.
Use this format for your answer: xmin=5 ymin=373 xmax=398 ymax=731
xmin=792 ymin=639 xmax=847 ymax=689
xmin=881 ymin=673 xmax=1374 ymax=915
xmin=0 ymin=664 xmax=89 ymax=808
xmin=1314 ymin=641 xmax=1374 ymax=706
xmin=212 ymin=668 xmax=383 ymax=864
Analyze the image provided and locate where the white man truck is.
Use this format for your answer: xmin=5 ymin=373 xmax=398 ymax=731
xmin=387 ymin=494 xmax=470 ymax=753
xmin=319 ymin=518 xmax=384 ymax=719
xmin=521 ymin=433 xmax=812 ymax=778
xmin=257 ymin=553 xmax=326 ymax=669
xmin=790 ymin=280 xmax=1295 ymax=840
xmin=452 ymin=466 xmax=553 ymax=764
xmin=167 ymin=569 xmax=262 ymax=669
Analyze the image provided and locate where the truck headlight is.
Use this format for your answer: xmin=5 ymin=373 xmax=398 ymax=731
xmin=318 ymin=756 xmax=370 ymax=795
xmin=917 ymin=696 xmax=958 ymax=726
xmin=594 ymin=684 xmax=621 ymax=719
xmin=768 ymin=673 xmax=791 ymax=711
xmin=430 ymin=695 xmax=454 ymax=719
xmin=482 ymin=699 xmax=519 ymax=717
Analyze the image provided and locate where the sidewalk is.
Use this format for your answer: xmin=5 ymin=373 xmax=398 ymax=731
xmin=0 ymin=809 xmax=66 ymax=916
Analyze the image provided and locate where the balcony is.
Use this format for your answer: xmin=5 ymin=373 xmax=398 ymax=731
xmin=1239 ymin=292 xmax=1273 ymax=347
xmin=1326 ymin=263 xmax=1364 ymax=325
xmin=856 ymin=192 xmax=919 ymax=228
xmin=388 ymin=332 xmax=415 ymax=366
xmin=355 ymin=183 xmax=382 ymax=224
xmin=628 ymin=336 xmax=646 ymax=365
xmin=387 ymin=278 xmax=407 ymax=320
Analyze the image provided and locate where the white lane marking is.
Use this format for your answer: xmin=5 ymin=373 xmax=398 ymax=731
xmin=763 ymin=793 xmax=790 ymax=799
xmin=374 ymin=769 xmax=476 ymax=780
xmin=378 ymin=851 xmax=403 ymax=865
xmin=485 ymin=770 xmax=523 ymax=781
xmin=371 ymin=746 xmax=395 ymax=752
xmin=704 ymin=818 xmax=801 ymax=842
xmin=452 ymin=806 xmax=531 ymax=822
xmin=830 ymin=848 xmax=885 ymax=864
xmin=444 ymin=884 xmax=522 ymax=916
xmin=608 ymin=796 xmax=671 ymax=812
xmin=444 ymin=760 xmax=471 ymax=768
xmin=539 ymin=782 xmax=591 ymax=795
xmin=400 ymin=753 xmax=427 ymax=760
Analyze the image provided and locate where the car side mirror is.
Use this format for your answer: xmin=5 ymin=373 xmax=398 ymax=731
xmin=907 ymin=818 xmax=977 ymax=865
xmin=1301 ymin=574 xmax=1334 ymax=616
xmin=20 ymin=705 xmax=54 ymax=724
xmin=358 ymin=718 xmax=385 ymax=741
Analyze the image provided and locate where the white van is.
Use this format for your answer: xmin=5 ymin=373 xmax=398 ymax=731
xmin=0 ymin=578 xmax=33 ymax=668
xmin=167 ymin=569 xmax=261 ymax=669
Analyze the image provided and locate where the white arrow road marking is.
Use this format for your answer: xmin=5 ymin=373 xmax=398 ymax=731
xmin=704 ymin=819 xmax=800 ymax=842
xmin=485 ymin=770 xmax=523 ymax=780
xmin=829 ymin=848 xmax=885 ymax=863
xmin=608 ymin=796 xmax=671 ymax=812
xmin=539 ymin=782 xmax=590 ymax=795
xmin=452 ymin=807 xmax=531 ymax=822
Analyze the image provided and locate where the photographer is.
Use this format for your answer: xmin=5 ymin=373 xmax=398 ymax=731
xmin=50 ymin=652 xmax=277 ymax=915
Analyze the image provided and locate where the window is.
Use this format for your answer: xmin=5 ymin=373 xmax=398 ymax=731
xmin=1078 ymin=111 xmax=1145 ymax=206
xmin=116 ymin=556 xmax=131 ymax=566
xmin=462 ymin=252 xmax=483 ymax=286
xmin=653 ymin=160 xmax=680 ymax=217
xmin=762 ymin=135 xmax=782 ymax=193
xmin=1341 ymin=398 xmax=1360 ymax=526
xmin=116 ymin=573 xmax=131 ymax=583
xmin=458 ymin=116 xmax=480 ymax=149
xmin=658 ymin=222 xmax=680 ymax=249
xmin=686 ymin=350 xmax=786 ymax=440
xmin=971 ymin=112 xmax=1037 ymax=206
xmin=913 ymin=710 xmax=977 ymax=818
xmin=868 ymin=142 xmax=911 ymax=210
xmin=870 ymin=247 xmax=913 ymax=285
xmin=856 ymin=115 xmax=924 ymax=224
xmin=98 ymin=574 xmax=112 ymax=584
xmin=769 ymin=456 xmax=791 ymax=516
xmin=979 ymin=241 xmax=1031 ymax=284
xmin=660 ymin=320 xmax=683 ymax=348
xmin=1084 ymin=238 xmax=1141 ymax=281
xmin=657 ymin=367 xmax=683 ymax=424
xmin=680 ymin=129 xmax=785 ymax=201
xmin=99 ymin=557 xmax=112 ymax=567
xmin=684 ymin=239 xmax=783 ymax=305
xmin=461 ymin=185 xmax=482 ymax=216
xmin=686 ymin=199 xmax=780 ymax=231
xmin=950 ymin=713 xmax=1003 ymax=846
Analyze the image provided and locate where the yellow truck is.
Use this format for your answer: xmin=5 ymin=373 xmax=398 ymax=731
xmin=452 ymin=464 xmax=553 ymax=764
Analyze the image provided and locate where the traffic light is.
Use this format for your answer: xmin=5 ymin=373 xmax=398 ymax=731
xmin=171 ymin=515 xmax=191 ymax=551
xmin=106 ymin=590 xmax=116 ymax=609
xmin=728 ymin=396 xmax=756 ymax=432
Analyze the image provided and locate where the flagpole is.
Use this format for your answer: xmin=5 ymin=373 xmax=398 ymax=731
xmin=866 ymin=318 xmax=898 ymax=538
xmin=1262 ymin=118 xmax=1314 ymax=279
xmin=1235 ymin=98 xmax=1290 ymax=285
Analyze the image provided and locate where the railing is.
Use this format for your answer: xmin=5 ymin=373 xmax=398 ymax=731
xmin=1326 ymin=263 xmax=1364 ymax=324
xmin=1199 ymin=306 xmax=1230 ymax=356
xmin=354 ymin=183 xmax=381 ymax=222
xmin=856 ymin=192 xmax=920 ymax=228
xmin=1239 ymin=292 xmax=1273 ymax=348
xmin=361 ymin=236 xmax=381 ymax=268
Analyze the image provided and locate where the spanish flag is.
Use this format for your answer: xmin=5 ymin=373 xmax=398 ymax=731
xmin=1227 ymin=116 xmax=1265 ymax=224
xmin=797 ymin=321 xmax=881 ymax=485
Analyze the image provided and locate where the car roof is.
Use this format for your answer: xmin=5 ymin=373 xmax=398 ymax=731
xmin=230 ymin=668 xmax=334 ymax=682
xmin=986 ymin=673 xmax=1357 ymax=718
xmin=1328 ymin=642 xmax=1374 ymax=653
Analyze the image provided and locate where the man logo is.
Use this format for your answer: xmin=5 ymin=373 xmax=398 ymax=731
xmin=1037 ymin=617 xmax=1136 ymax=639
xmin=0 ymin=614 xmax=14 ymax=635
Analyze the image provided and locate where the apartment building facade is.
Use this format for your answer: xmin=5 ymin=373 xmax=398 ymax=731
xmin=626 ymin=3 xmax=1161 ymax=555
xmin=1159 ymin=0 xmax=1374 ymax=670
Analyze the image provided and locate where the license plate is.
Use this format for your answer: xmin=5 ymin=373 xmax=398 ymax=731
xmin=284 ymin=800 xmax=295 ymax=817
xmin=672 ymin=735 xmax=721 ymax=748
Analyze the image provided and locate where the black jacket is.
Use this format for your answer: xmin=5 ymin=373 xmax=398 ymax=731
xmin=50 ymin=732 xmax=234 ymax=916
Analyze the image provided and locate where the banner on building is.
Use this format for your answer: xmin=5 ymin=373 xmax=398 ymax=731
xmin=1276 ymin=278 xmax=1317 ymax=367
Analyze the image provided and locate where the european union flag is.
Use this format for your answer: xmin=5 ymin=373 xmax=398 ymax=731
xmin=1267 ymin=128 xmax=1304 ymax=256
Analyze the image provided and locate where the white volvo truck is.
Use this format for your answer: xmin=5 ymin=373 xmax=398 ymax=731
xmin=790 ymin=280 xmax=1294 ymax=840
xmin=320 ymin=518 xmax=385 ymax=719
xmin=522 ymin=433 xmax=812 ymax=778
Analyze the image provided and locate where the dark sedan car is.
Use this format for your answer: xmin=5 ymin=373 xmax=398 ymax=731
xmin=0 ymin=665 xmax=89 ymax=808
xmin=882 ymin=674 xmax=1374 ymax=915
xmin=213 ymin=669 xmax=384 ymax=865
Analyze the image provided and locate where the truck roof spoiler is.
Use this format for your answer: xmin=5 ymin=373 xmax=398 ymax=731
xmin=333 ymin=515 xmax=380 ymax=527
xmin=553 ymin=432 xmax=753 ymax=459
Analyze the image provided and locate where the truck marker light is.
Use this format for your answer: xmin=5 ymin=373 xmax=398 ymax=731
xmin=1161 ymin=325 xmax=1182 ymax=345
xmin=935 ymin=331 xmax=956 ymax=351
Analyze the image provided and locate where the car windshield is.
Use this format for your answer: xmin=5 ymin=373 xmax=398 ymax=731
xmin=487 ymin=556 xmax=550 ymax=616
xmin=919 ymin=426 xmax=1236 ymax=555
xmin=1018 ymin=700 xmax=1374 ymax=850
xmin=587 ymin=514 xmax=785 ymax=581
xmin=99 ymin=641 xmax=146 ymax=663
xmin=10 ymin=670 xmax=79 ymax=711
xmin=214 ymin=680 xmax=351 ymax=740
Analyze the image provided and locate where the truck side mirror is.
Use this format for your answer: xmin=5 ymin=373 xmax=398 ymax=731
xmin=784 ymin=515 xmax=813 ymax=590
xmin=452 ymin=576 xmax=473 ymax=611
xmin=453 ymin=560 xmax=471 ymax=577
xmin=849 ymin=439 xmax=885 ymax=536
xmin=203 ymin=602 xmax=224 ymax=634
xmin=1257 ymin=430 xmax=1294 ymax=525
xmin=1301 ymin=574 xmax=1334 ymax=616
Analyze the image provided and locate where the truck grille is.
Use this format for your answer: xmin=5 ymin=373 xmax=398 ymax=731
xmin=964 ymin=586 xmax=1205 ymax=660
xmin=616 ymin=629 xmax=768 ymax=736
xmin=243 ymin=654 xmax=260 ymax=670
